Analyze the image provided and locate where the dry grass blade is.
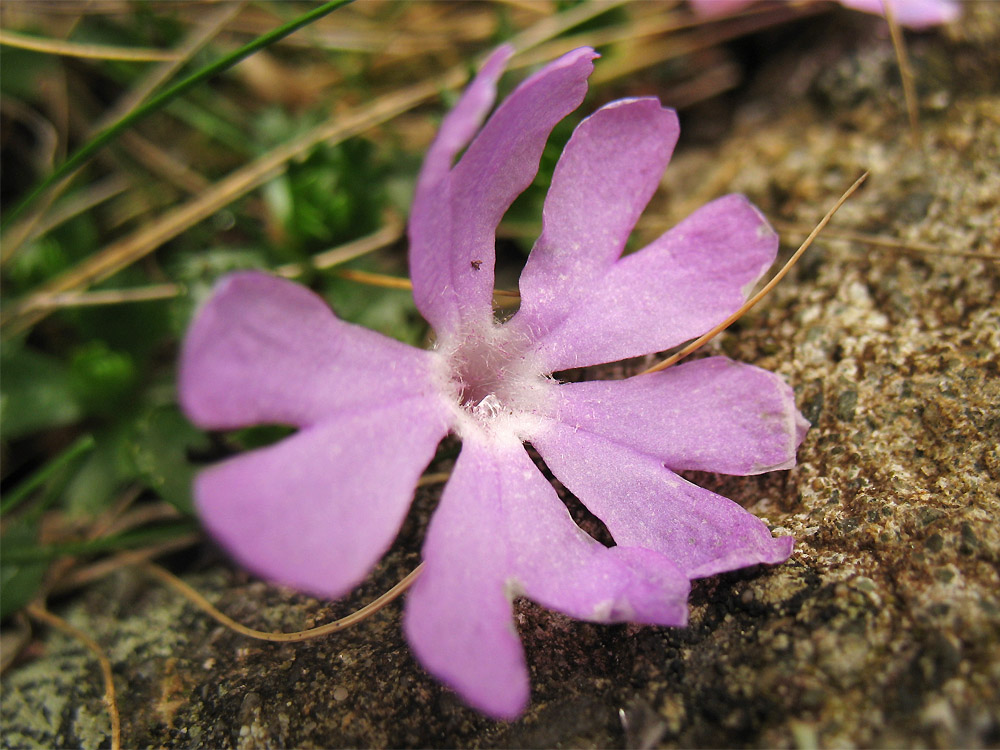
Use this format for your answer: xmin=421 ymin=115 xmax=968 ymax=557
xmin=14 ymin=175 xmax=130 ymax=250
xmin=0 ymin=28 xmax=179 ymax=61
xmin=590 ymin=4 xmax=821 ymax=86
xmin=333 ymin=269 xmax=414 ymax=291
xmin=333 ymin=268 xmax=520 ymax=306
xmin=506 ymin=0 xmax=629 ymax=53
xmin=140 ymin=561 xmax=424 ymax=643
xmin=0 ymin=4 xmax=242 ymax=263
xmin=0 ymin=97 xmax=62 ymax=262
xmin=1 ymin=70 xmax=467 ymax=335
xmin=24 ymin=284 xmax=183 ymax=310
xmin=4 ymin=1 xmax=624 ymax=335
xmin=94 ymin=2 xmax=246 ymax=131
xmin=25 ymin=603 xmax=121 ymax=750
xmin=21 ymin=223 xmax=403 ymax=312
xmin=274 ymin=219 xmax=406 ymax=278
xmin=641 ymin=172 xmax=869 ymax=376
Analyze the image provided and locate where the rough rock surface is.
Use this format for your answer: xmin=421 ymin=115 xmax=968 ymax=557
xmin=3 ymin=5 xmax=998 ymax=749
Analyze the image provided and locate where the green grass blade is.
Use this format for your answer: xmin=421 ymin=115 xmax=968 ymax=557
xmin=0 ymin=520 xmax=199 ymax=563
xmin=2 ymin=0 xmax=353 ymax=230
xmin=0 ymin=434 xmax=96 ymax=516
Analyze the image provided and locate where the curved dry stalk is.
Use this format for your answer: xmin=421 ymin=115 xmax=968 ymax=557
xmin=25 ymin=602 xmax=121 ymax=750
xmin=0 ymin=29 xmax=179 ymax=61
xmin=140 ymin=561 xmax=424 ymax=643
xmin=641 ymin=172 xmax=869 ymax=376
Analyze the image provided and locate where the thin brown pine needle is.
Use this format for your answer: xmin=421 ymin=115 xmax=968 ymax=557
xmin=882 ymin=0 xmax=920 ymax=141
xmin=641 ymin=172 xmax=869 ymax=376
xmin=26 ymin=602 xmax=122 ymax=750
xmin=0 ymin=29 xmax=180 ymax=62
xmin=139 ymin=561 xmax=424 ymax=643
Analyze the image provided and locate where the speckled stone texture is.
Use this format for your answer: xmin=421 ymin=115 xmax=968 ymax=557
xmin=3 ymin=5 xmax=998 ymax=749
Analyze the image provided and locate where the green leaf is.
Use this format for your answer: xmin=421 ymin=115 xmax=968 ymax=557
xmin=68 ymin=341 xmax=138 ymax=415
xmin=261 ymin=137 xmax=387 ymax=256
xmin=0 ymin=434 xmax=95 ymax=516
xmin=0 ymin=344 xmax=82 ymax=440
xmin=127 ymin=406 xmax=210 ymax=515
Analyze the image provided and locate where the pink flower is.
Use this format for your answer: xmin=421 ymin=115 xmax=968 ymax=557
xmin=690 ymin=0 xmax=961 ymax=29
xmin=180 ymin=46 xmax=808 ymax=718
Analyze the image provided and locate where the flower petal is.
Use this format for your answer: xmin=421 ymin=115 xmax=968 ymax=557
xmin=195 ymin=398 xmax=450 ymax=599
xmin=523 ymin=194 xmax=779 ymax=372
xmin=179 ymin=271 xmax=438 ymax=430
xmin=405 ymin=436 xmax=689 ymax=717
xmin=513 ymin=98 xmax=679 ymax=338
xmin=533 ymin=422 xmax=794 ymax=580
xmin=555 ymin=357 xmax=808 ymax=475
xmin=403 ymin=438 xmax=529 ymax=719
xmin=409 ymin=47 xmax=597 ymax=337
xmin=496 ymin=440 xmax=690 ymax=627
xmin=839 ymin=0 xmax=960 ymax=28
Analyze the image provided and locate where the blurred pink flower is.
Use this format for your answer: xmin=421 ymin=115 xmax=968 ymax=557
xmin=690 ymin=0 xmax=960 ymax=29
xmin=180 ymin=46 xmax=807 ymax=718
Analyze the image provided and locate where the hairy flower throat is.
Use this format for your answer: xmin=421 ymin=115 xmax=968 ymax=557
xmin=434 ymin=322 xmax=556 ymax=441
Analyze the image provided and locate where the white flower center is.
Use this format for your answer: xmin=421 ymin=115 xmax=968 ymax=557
xmin=434 ymin=321 xmax=556 ymax=442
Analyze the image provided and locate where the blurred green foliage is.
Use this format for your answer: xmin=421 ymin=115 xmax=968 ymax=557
xmin=0 ymin=0 xmax=592 ymax=620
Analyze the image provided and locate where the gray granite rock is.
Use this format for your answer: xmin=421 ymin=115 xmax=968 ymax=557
xmin=3 ymin=5 xmax=998 ymax=748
